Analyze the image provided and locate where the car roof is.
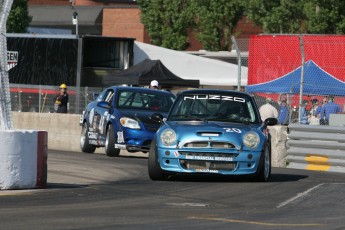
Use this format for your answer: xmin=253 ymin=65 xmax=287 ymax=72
xmin=178 ymin=89 xmax=252 ymax=97
xmin=106 ymin=86 xmax=174 ymax=96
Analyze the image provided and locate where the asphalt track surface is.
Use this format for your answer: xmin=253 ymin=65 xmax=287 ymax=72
xmin=1 ymin=150 xmax=345 ymax=230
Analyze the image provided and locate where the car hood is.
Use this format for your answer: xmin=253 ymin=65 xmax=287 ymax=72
xmin=162 ymin=121 xmax=263 ymax=148
xmin=120 ymin=109 xmax=168 ymax=124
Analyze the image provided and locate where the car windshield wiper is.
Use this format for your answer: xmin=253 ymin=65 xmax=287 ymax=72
xmin=169 ymin=114 xmax=189 ymax=118
xmin=169 ymin=114 xmax=207 ymax=122
xmin=206 ymin=116 xmax=252 ymax=125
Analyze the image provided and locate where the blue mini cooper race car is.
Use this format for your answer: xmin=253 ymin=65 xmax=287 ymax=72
xmin=148 ymin=89 xmax=277 ymax=181
xmin=80 ymin=86 xmax=175 ymax=156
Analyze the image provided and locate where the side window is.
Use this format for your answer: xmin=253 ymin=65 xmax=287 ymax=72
xmin=103 ymin=89 xmax=114 ymax=105
xmin=118 ymin=91 xmax=132 ymax=107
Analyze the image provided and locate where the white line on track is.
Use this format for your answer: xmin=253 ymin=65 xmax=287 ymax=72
xmin=277 ymin=183 xmax=324 ymax=209
xmin=166 ymin=202 xmax=209 ymax=207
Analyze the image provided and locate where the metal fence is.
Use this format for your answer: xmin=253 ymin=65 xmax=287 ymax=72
xmin=244 ymin=35 xmax=345 ymax=126
xmin=231 ymin=36 xmax=249 ymax=91
xmin=9 ymin=84 xmax=103 ymax=114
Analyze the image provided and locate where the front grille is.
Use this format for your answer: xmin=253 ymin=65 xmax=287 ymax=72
xmin=180 ymin=160 xmax=236 ymax=171
xmin=182 ymin=141 xmax=236 ymax=149
xmin=144 ymin=123 xmax=160 ymax=132
xmin=179 ymin=152 xmax=238 ymax=159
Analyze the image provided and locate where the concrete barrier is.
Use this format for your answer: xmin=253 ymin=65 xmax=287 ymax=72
xmin=0 ymin=130 xmax=47 ymax=190
xmin=12 ymin=112 xmax=84 ymax=153
xmin=268 ymin=125 xmax=288 ymax=168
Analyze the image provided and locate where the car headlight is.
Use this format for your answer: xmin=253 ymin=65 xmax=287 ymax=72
xmin=120 ymin=117 xmax=140 ymax=129
xmin=243 ymin=131 xmax=260 ymax=149
xmin=160 ymin=128 xmax=176 ymax=146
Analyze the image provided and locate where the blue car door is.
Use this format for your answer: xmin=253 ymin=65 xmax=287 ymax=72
xmin=94 ymin=89 xmax=115 ymax=144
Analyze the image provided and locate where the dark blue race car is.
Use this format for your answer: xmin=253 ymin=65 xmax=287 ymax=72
xmin=148 ymin=89 xmax=277 ymax=181
xmin=80 ymin=86 xmax=175 ymax=156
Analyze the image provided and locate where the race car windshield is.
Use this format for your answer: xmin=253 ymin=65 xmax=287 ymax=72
xmin=168 ymin=94 xmax=259 ymax=124
xmin=117 ymin=90 xmax=175 ymax=112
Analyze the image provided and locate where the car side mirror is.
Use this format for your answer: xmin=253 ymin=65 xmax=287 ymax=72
xmin=265 ymin=117 xmax=278 ymax=126
xmin=97 ymin=101 xmax=111 ymax=110
xmin=150 ymin=113 xmax=164 ymax=123
xmin=93 ymin=92 xmax=99 ymax=100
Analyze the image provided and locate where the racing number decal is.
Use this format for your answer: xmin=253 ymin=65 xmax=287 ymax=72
xmin=99 ymin=112 xmax=110 ymax=135
xmin=99 ymin=115 xmax=106 ymax=134
xmin=223 ymin=128 xmax=242 ymax=133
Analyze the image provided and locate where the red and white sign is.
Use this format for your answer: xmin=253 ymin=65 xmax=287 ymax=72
xmin=7 ymin=51 xmax=18 ymax=70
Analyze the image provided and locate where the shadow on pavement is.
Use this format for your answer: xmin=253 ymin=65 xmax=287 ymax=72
xmin=45 ymin=183 xmax=89 ymax=189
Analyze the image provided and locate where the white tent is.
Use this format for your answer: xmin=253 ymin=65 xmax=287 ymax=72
xmin=134 ymin=42 xmax=248 ymax=87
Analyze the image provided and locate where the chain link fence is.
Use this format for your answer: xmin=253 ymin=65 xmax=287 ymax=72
xmin=243 ymin=34 xmax=345 ymax=126
xmin=231 ymin=37 xmax=249 ymax=92
xmin=9 ymin=84 xmax=103 ymax=114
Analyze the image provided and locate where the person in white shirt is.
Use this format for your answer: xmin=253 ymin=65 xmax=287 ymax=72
xmin=259 ymin=98 xmax=278 ymax=122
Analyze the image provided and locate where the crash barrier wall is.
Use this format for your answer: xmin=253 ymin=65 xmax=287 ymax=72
xmin=12 ymin=112 xmax=83 ymax=153
xmin=286 ymin=124 xmax=345 ymax=173
xmin=12 ymin=112 xmax=288 ymax=167
xmin=0 ymin=130 xmax=47 ymax=190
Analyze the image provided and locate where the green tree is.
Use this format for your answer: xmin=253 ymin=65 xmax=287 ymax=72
xmin=303 ymin=0 xmax=345 ymax=34
xmin=138 ymin=0 xmax=245 ymax=51
xmin=137 ymin=0 xmax=194 ymax=50
xmin=7 ymin=0 xmax=32 ymax=33
xmin=191 ymin=0 xmax=245 ymax=51
xmin=245 ymin=0 xmax=306 ymax=34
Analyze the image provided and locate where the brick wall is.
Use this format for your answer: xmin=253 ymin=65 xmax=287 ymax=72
xmin=103 ymin=8 xmax=144 ymax=41
xmin=236 ymin=17 xmax=262 ymax=39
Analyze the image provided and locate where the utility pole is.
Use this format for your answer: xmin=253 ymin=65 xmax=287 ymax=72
xmin=72 ymin=10 xmax=78 ymax=37
xmin=71 ymin=0 xmax=78 ymax=38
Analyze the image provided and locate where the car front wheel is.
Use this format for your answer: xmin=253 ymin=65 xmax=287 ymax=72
xmin=80 ymin=122 xmax=96 ymax=153
xmin=254 ymin=144 xmax=271 ymax=182
xmin=148 ymin=139 xmax=165 ymax=180
xmin=105 ymin=124 xmax=120 ymax=157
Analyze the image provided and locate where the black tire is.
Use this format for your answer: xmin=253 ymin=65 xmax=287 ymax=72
xmin=254 ymin=144 xmax=271 ymax=182
xmin=148 ymin=139 xmax=165 ymax=180
xmin=105 ymin=124 xmax=120 ymax=157
xmin=80 ymin=122 xmax=96 ymax=153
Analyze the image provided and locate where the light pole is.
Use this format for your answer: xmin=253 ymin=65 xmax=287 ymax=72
xmin=72 ymin=10 xmax=78 ymax=37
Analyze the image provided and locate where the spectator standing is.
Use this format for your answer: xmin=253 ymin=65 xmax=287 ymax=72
xmin=320 ymin=96 xmax=342 ymax=125
xmin=259 ymin=98 xmax=278 ymax=121
xmin=150 ymin=80 xmax=159 ymax=89
xmin=278 ymin=93 xmax=291 ymax=107
xmin=316 ymin=97 xmax=328 ymax=125
xmin=308 ymin=99 xmax=321 ymax=125
xmin=290 ymin=105 xmax=299 ymax=123
xmin=300 ymin=100 xmax=309 ymax=124
xmin=278 ymin=100 xmax=289 ymax=125
xmin=54 ymin=83 xmax=69 ymax=113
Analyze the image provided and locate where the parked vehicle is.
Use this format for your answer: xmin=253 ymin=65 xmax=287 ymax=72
xmin=80 ymin=86 xmax=175 ymax=156
xmin=148 ymin=89 xmax=277 ymax=181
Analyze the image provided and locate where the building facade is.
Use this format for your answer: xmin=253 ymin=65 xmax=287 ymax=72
xmin=27 ymin=0 xmax=261 ymax=51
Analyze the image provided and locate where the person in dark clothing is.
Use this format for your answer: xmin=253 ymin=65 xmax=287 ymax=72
xmin=54 ymin=83 xmax=69 ymax=113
